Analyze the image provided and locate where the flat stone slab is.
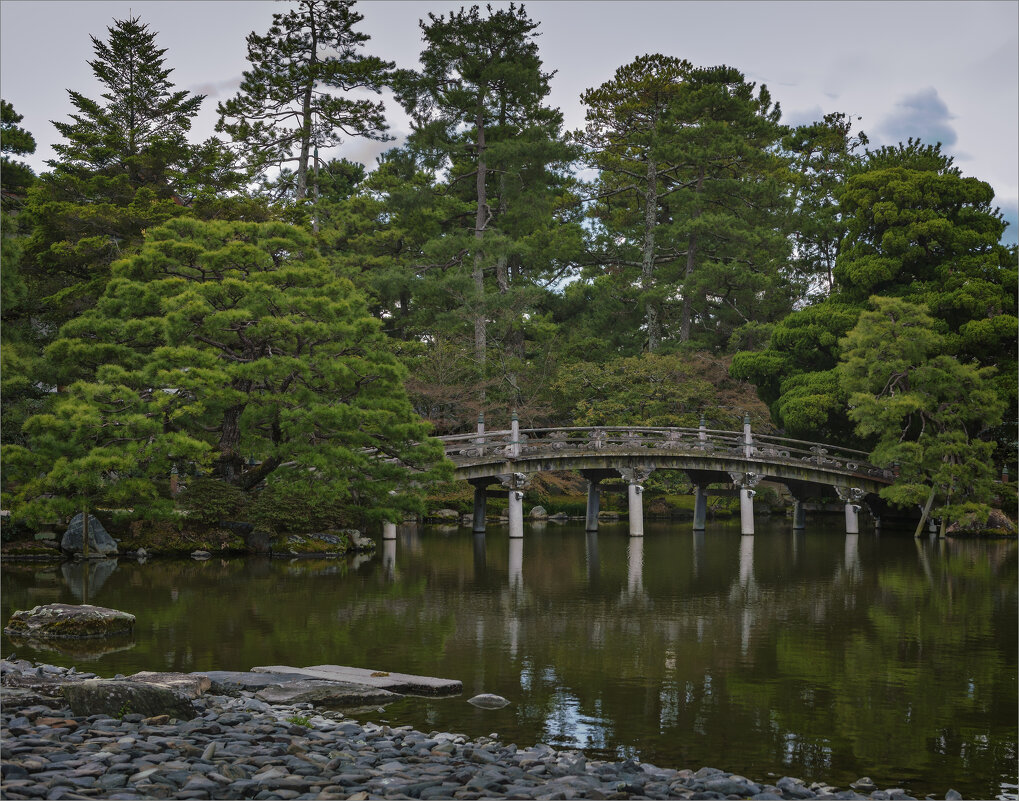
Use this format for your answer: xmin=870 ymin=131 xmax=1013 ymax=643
xmin=196 ymin=670 xmax=314 ymax=695
xmin=4 ymin=603 xmax=135 ymax=639
xmin=61 ymin=679 xmax=197 ymax=720
xmin=250 ymin=664 xmax=463 ymax=696
xmin=253 ymin=679 xmax=399 ymax=706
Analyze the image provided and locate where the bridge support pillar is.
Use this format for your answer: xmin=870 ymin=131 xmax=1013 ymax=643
xmin=836 ymin=487 xmax=866 ymax=535
xmin=692 ymin=485 xmax=707 ymax=531
xmin=585 ymin=481 xmax=601 ymax=532
xmin=730 ymin=472 xmax=762 ymax=536
xmin=383 ymin=521 xmax=397 ymax=541
xmin=508 ymin=489 xmax=524 ymax=539
xmin=501 ymin=473 xmax=530 ymax=540
xmin=471 ymin=482 xmax=488 ymax=534
xmin=792 ymin=499 xmax=806 ymax=531
xmin=619 ymin=467 xmax=652 ymax=538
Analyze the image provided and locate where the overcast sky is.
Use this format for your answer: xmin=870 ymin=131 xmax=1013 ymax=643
xmin=2 ymin=0 xmax=1016 ymax=243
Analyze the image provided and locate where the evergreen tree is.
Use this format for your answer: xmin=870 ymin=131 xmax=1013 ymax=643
xmin=23 ymin=15 xmax=210 ymax=326
xmin=217 ymin=0 xmax=393 ymax=205
xmin=1 ymin=99 xmax=36 ymax=207
xmin=780 ymin=111 xmax=868 ymax=299
xmin=394 ymin=3 xmax=582 ymax=408
xmin=576 ymin=57 xmax=790 ymax=353
xmin=839 ymin=297 xmax=1004 ymax=524
xmin=0 ymin=100 xmax=45 ymax=449
xmin=39 ymin=218 xmax=449 ymax=525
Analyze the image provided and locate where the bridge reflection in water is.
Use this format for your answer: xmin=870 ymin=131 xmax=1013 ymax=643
xmin=438 ymin=416 xmax=895 ymax=540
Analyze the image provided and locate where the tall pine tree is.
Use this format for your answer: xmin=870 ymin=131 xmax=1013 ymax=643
xmin=217 ymin=0 xmax=393 ymax=206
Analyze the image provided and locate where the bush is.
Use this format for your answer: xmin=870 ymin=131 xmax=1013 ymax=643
xmin=248 ymin=481 xmax=350 ymax=534
xmin=178 ymin=478 xmax=246 ymax=526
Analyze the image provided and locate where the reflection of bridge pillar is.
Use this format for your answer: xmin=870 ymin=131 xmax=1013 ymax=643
xmin=471 ymin=482 xmax=488 ymax=534
xmin=508 ymin=536 xmax=523 ymax=592
xmin=730 ymin=472 xmax=761 ymax=536
xmin=585 ymin=481 xmax=601 ymax=532
xmin=739 ymin=534 xmax=754 ymax=589
xmin=383 ymin=538 xmax=396 ymax=581
xmin=473 ymin=532 xmax=487 ymax=577
xmin=383 ymin=521 xmax=397 ymax=541
xmin=693 ymin=530 xmax=705 ymax=578
xmin=692 ymin=486 xmax=707 ymax=531
xmin=585 ymin=531 xmax=599 ymax=584
xmin=619 ymin=467 xmax=652 ymax=538
xmin=792 ymin=499 xmax=806 ymax=531
xmin=627 ymin=535 xmax=644 ymax=596
xmin=844 ymin=533 xmax=859 ymax=575
xmin=836 ymin=487 xmax=866 ymax=535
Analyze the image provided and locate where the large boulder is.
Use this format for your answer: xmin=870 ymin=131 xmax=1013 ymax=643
xmin=61 ymin=679 xmax=196 ymax=721
xmin=529 ymin=506 xmax=548 ymax=519
xmin=61 ymin=514 xmax=118 ymax=557
xmin=4 ymin=603 xmax=135 ymax=639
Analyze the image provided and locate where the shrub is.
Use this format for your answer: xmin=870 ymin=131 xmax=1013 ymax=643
xmin=178 ymin=478 xmax=245 ymax=526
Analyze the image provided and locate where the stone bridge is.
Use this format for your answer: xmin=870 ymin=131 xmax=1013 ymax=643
xmin=422 ymin=415 xmax=894 ymax=540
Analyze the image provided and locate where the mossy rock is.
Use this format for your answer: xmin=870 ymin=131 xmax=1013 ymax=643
xmin=4 ymin=603 xmax=135 ymax=639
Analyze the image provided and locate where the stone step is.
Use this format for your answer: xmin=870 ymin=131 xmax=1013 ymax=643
xmin=249 ymin=665 xmax=463 ymax=697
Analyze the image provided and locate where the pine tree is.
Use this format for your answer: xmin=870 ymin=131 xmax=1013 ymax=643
xmin=37 ymin=218 xmax=449 ymax=526
xmin=576 ymin=57 xmax=790 ymax=353
xmin=839 ymin=297 xmax=1004 ymax=524
xmin=23 ymin=15 xmax=209 ymax=325
xmin=394 ymin=3 xmax=582 ymax=408
xmin=217 ymin=0 xmax=393 ymax=205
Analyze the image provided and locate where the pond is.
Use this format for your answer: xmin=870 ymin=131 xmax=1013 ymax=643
xmin=2 ymin=519 xmax=1016 ymax=799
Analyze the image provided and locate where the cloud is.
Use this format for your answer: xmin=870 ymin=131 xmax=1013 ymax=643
xmin=188 ymin=76 xmax=244 ymax=100
xmin=877 ymin=87 xmax=957 ymax=147
xmin=999 ymin=200 xmax=1018 ymax=247
xmin=783 ymin=105 xmax=824 ymax=128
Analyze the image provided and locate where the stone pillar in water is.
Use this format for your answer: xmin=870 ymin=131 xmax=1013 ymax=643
xmin=692 ymin=485 xmax=707 ymax=531
xmin=502 ymin=472 xmax=530 ymax=540
xmin=619 ymin=467 xmax=652 ymax=538
xmin=383 ymin=521 xmax=397 ymax=541
xmin=836 ymin=487 xmax=865 ymax=535
xmin=585 ymin=480 xmax=601 ymax=532
xmin=730 ymin=472 xmax=761 ymax=536
xmin=471 ymin=482 xmax=488 ymax=534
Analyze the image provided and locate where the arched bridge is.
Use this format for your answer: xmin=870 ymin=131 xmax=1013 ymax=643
xmin=432 ymin=421 xmax=894 ymax=538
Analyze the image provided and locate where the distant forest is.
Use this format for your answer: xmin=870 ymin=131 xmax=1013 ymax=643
xmin=2 ymin=1 xmax=1015 ymax=531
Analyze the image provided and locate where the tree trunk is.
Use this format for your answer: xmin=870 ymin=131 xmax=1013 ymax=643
xmin=642 ymin=157 xmax=660 ymax=352
xmin=680 ymin=167 xmax=706 ymax=342
xmin=217 ymin=404 xmax=245 ymax=483
xmin=295 ymin=9 xmax=319 ymax=201
xmin=473 ymin=105 xmax=488 ymax=395
xmin=914 ymin=486 xmax=936 ymax=538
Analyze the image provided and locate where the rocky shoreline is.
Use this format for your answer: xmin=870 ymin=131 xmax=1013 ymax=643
xmin=1 ymin=661 xmax=965 ymax=801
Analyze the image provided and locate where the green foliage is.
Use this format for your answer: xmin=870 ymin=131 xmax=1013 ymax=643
xmin=1 ymin=99 xmax=36 ymax=207
xmin=551 ymin=352 xmax=772 ymax=430
xmin=178 ymin=477 xmax=246 ymax=526
xmin=839 ymin=296 xmax=1004 ymax=521
xmin=217 ymin=0 xmax=393 ymax=202
xmin=2 ymin=380 xmax=209 ymax=526
xmin=248 ymin=478 xmax=352 ymax=534
xmin=41 ymin=217 xmax=450 ymax=524
xmin=576 ymin=55 xmax=791 ymax=352
xmin=393 ymin=3 xmax=583 ymax=412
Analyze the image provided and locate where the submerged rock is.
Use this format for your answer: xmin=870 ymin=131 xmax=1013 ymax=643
xmin=3 ymin=603 xmax=135 ymax=639
xmin=60 ymin=513 xmax=118 ymax=557
xmin=467 ymin=693 xmax=510 ymax=709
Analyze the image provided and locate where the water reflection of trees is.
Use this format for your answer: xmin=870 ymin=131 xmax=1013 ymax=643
xmin=1 ymin=528 xmax=1014 ymax=799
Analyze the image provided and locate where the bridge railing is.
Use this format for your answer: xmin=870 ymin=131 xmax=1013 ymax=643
xmin=439 ymin=426 xmax=892 ymax=480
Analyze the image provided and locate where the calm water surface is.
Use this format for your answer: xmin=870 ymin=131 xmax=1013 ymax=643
xmin=2 ymin=519 xmax=1016 ymax=799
